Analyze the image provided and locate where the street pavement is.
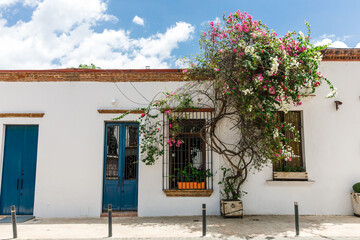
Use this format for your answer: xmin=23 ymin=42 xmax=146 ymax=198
xmin=0 ymin=215 xmax=360 ymax=239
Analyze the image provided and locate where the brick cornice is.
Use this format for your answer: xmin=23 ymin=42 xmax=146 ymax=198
xmin=322 ymin=48 xmax=360 ymax=61
xmin=0 ymin=69 xmax=185 ymax=82
xmin=0 ymin=49 xmax=359 ymax=83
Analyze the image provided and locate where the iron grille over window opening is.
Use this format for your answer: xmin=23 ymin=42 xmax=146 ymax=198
xmin=162 ymin=110 xmax=214 ymax=190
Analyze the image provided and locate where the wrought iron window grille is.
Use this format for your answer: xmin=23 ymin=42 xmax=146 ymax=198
xmin=162 ymin=110 xmax=214 ymax=191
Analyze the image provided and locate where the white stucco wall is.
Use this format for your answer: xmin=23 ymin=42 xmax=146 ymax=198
xmin=0 ymin=61 xmax=359 ymax=217
xmin=0 ymin=80 xmax=220 ymax=217
xmin=239 ymin=61 xmax=360 ymax=215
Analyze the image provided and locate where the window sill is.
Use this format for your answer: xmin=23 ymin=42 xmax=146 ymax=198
xmin=163 ymin=190 xmax=213 ymax=197
xmin=266 ymin=180 xmax=315 ymax=185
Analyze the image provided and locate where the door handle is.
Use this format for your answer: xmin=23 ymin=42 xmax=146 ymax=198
xmin=21 ymin=179 xmax=23 ymax=190
xmin=17 ymin=179 xmax=19 ymax=190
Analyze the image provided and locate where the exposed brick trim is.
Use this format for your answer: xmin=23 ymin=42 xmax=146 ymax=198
xmin=98 ymin=109 xmax=145 ymax=114
xmin=0 ymin=113 xmax=45 ymax=118
xmin=0 ymin=49 xmax=358 ymax=83
xmin=0 ymin=69 xmax=185 ymax=82
xmin=163 ymin=190 xmax=213 ymax=197
xmin=322 ymin=48 xmax=360 ymax=61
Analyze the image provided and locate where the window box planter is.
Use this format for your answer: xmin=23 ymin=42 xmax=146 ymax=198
xmin=177 ymin=182 xmax=205 ymax=190
xmin=273 ymin=172 xmax=308 ymax=181
xmin=351 ymin=193 xmax=360 ymax=217
xmin=220 ymin=200 xmax=243 ymax=218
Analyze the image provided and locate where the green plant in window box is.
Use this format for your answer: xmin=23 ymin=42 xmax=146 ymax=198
xmin=171 ymin=164 xmax=212 ymax=190
xmin=351 ymin=182 xmax=360 ymax=217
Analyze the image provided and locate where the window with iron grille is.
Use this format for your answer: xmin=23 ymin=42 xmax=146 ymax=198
xmin=162 ymin=110 xmax=214 ymax=191
xmin=273 ymin=111 xmax=305 ymax=172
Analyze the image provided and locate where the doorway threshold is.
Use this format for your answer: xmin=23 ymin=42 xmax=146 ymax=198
xmin=101 ymin=211 xmax=137 ymax=217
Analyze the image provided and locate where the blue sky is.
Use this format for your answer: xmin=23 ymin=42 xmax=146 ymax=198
xmin=0 ymin=0 xmax=358 ymax=69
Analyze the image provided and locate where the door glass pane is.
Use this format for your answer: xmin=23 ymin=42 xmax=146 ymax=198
xmin=125 ymin=126 xmax=137 ymax=180
xmin=106 ymin=126 xmax=119 ymax=180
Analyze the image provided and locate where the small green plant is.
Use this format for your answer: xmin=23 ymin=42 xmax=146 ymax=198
xmin=78 ymin=63 xmax=100 ymax=69
xmin=218 ymin=167 xmax=247 ymax=200
xmin=274 ymin=164 xmax=305 ymax=172
xmin=172 ymin=164 xmax=212 ymax=183
xmin=353 ymin=182 xmax=360 ymax=193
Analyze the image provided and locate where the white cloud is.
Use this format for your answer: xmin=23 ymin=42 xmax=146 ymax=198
xmin=132 ymin=15 xmax=144 ymax=26
xmin=0 ymin=0 xmax=40 ymax=8
xmin=0 ymin=0 xmax=194 ymax=69
xmin=314 ymin=37 xmax=348 ymax=48
xmin=356 ymin=42 xmax=360 ymax=48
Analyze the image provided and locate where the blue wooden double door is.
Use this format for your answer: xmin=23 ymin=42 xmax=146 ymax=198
xmin=103 ymin=123 xmax=139 ymax=211
xmin=0 ymin=125 xmax=39 ymax=215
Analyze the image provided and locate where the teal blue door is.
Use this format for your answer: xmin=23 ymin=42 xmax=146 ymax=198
xmin=0 ymin=125 xmax=39 ymax=215
xmin=103 ymin=123 xmax=138 ymax=211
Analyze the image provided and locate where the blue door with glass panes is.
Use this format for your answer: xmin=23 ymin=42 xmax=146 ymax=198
xmin=102 ymin=123 xmax=139 ymax=211
xmin=0 ymin=125 xmax=39 ymax=215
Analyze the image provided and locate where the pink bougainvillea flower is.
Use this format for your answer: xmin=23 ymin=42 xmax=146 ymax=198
xmin=164 ymin=110 xmax=171 ymax=114
xmin=183 ymin=69 xmax=187 ymax=73
xmin=141 ymin=113 xmax=146 ymax=117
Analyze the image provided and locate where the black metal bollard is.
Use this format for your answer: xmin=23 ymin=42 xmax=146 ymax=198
xmin=202 ymin=204 xmax=206 ymax=237
xmin=108 ymin=204 xmax=112 ymax=237
xmin=11 ymin=205 xmax=17 ymax=239
xmin=294 ymin=202 xmax=299 ymax=236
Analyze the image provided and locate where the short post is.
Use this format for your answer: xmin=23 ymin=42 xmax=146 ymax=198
xmin=11 ymin=205 xmax=17 ymax=239
xmin=294 ymin=202 xmax=299 ymax=236
xmin=202 ymin=203 xmax=206 ymax=237
xmin=108 ymin=204 xmax=112 ymax=237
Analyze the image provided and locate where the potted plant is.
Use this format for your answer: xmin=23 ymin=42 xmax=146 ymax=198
xmin=351 ymin=182 xmax=360 ymax=217
xmin=273 ymin=165 xmax=308 ymax=181
xmin=218 ymin=167 xmax=246 ymax=218
xmin=172 ymin=164 xmax=212 ymax=190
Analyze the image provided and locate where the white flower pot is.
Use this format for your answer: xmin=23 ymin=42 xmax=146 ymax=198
xmin=351 ymin=192 xmax=360 ymax=217
xmin=220 ymin=200 xmax=243 ymax=218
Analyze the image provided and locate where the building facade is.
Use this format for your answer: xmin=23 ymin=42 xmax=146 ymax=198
xmin=0 ymin=49 xmax=359 ymax=217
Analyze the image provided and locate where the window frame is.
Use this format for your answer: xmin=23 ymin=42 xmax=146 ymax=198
xmin=162 ymin=109 xmax=214 ymax=196
xmin=272 ymin=110 xmax=308 ymax=181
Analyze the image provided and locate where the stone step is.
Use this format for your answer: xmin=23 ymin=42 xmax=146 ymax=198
xmin=101 ymin=211 xmax=137 ymax=217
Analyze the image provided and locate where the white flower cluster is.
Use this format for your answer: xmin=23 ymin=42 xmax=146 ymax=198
xmin=238 ymin=40 xmax=246 ymax=49
xmin=242 ymin=88 xmax=254 ymax=95
xmin=245 ymin=45 xmax=255 ymax=55
xmin=289 ymin=58 xmax=299 ymax=68
xmin=266 ymin=57 xmax=279 ymax=76
xmin=273 ymin=128 xmax=279 ymax=138
xmin=299 ymin=31 xmax=305 ymax=40
xmin=280 ymin=100 xmax=290 ymax=113
xmin=313 ymin=51 xmax=323 ymax=65
xmin=326 ymin=88 xmax=338 ymax=98
xmin=281 ymin=144 xmax=295 ymax=161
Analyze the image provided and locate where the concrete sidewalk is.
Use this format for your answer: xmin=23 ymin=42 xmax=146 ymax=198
xmin=0 ymin=215 xmax=360 ymax=240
